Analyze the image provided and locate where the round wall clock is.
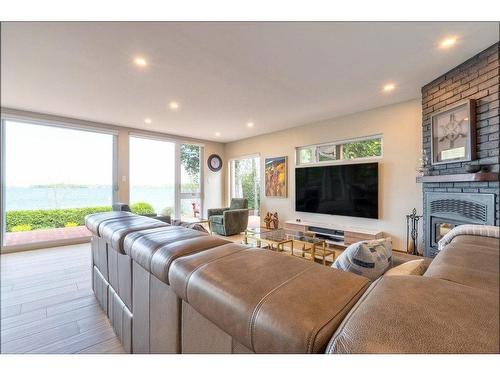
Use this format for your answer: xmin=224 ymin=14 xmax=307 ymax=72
xmin=207 ymin=154 xmax=223 ymax=172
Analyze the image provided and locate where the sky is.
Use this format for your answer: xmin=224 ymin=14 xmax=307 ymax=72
xmin=6 ymin=121 xmax=114 ymax=186
xmin=129 ymin=136 xmax=176 ymax=185
xmin=5 ymin=121 xmax=189 ymax=187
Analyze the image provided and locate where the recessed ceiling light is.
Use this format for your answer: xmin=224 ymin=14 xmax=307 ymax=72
xmin=215 ymin=132 xmax=221 ymax=137
xmin=382 ymin=83 xmax=396 ymax=93
xmin=169 ymin=101 xmax=179 ymax=110
xmin=134 ymin=57 xmax=147 ymax=67
xmin=440 ymin=36 xmax=458 ymax=49
xmin=144 ymin=118 xmax=152 ymax=124
xmin=247 ymin=122 xmax=254 ymax=128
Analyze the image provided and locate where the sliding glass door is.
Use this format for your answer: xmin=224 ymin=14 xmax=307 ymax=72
xmin=180 ymin=144 xmax=203 ymax=221
xmin=129 ymin=136 xmax=176 ymax=218
xmin=129 ymin=136 xmax=203 ymax=221
xmin=230 ymin=155 xmax=260 ymax=225
xmin=1 ymin=120 xmax=116 ymax=248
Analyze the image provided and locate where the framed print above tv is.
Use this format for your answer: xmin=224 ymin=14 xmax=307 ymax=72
xmin=430 ymin=99 xmax=476 ymax=165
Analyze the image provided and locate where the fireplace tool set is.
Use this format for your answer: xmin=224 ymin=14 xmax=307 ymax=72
xmin=406 ymin=208 xmax=422 ymax=255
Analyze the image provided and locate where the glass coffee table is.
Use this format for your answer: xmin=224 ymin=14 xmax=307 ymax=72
xmin=244 ymin=227 xmax=291 ymax=251
xmin=244 ymin=228 xmax=335 ymax=265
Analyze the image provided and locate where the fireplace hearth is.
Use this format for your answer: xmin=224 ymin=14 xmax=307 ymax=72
xmin=424 ymin=192 xmax=495 ymax=258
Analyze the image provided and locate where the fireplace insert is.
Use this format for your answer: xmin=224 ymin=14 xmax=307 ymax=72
xmin=424 ymin=192 xmax=495 ymax=257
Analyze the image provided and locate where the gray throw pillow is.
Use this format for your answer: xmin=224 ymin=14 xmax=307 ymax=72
xmin=332 ymin=238 xmax=392 ymax=281
xmin=171 ymin=220 xmax=208 ymax=234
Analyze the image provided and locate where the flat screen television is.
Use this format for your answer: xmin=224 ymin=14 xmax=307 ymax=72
xmin=295 ymin=162 xmax=378 ymax=219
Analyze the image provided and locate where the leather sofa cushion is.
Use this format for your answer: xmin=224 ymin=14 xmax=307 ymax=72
xmin=327 ymin=275 xmax=499 ymax=353
xmin=210 ymin=215 xmax=224 ymax=224
xmin=85 ymin=211 xmax=134 ymax=235
xmin=123 ymin=226 xmax=205 ymax=259
xmin=122 ymin=225 xmax=229 ymax=283
xmin=424 ymin=238 xmax=499 ymax=291
xmin=170 ymin=243 xmax=248 ymax=300
xmin=170 ymin=246 xmax=369 ymax=353
xmin=99 ymin=216 xmax=169 ymax=254
xmin=150 ymin=236 xmax=230 ymax=284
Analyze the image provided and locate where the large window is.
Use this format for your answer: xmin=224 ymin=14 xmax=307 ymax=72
xmin=0 ymin=118 xmax=206 ymax=250
xmin=297 ymin=135 xmax=383 ymax=166
xmin=129 ymin=136 xmax=203 ymax=221
xmin=230 ymin=155 xmax=260 ymax=217
xmin=1 ymin=120 xmax=115 ymax=248
xmin=129 ymin=136 xmax=176 ymax=217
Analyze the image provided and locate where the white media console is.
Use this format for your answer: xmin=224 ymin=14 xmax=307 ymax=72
xmin=284 ymin=219 xmax=384 ymax=249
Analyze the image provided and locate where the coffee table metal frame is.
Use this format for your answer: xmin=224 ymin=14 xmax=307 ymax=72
xmin=244 ymin=227 xmax=335 ymax=265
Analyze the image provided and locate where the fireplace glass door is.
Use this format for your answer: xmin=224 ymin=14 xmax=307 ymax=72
xmin=435 ymin=223 xmax=455 ymax=243
xmin=430 ymin=217 xmax=470 ymax=248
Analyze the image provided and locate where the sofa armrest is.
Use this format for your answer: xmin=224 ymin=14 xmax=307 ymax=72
xmin=208 ymin=208 xmax=229 ymax=217
xmin=385 ymin=259 xmax=431 ymax=277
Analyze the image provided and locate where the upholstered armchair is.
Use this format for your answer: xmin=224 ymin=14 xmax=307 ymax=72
xmin=208 ymin=198 xmax=249 ymax=236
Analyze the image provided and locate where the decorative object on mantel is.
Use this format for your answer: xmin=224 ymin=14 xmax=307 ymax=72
xmin=406 ymin=208 xmax=422 ymax=256
xmin=464 ymin=164 xmax=481 ymax=173
xmin=416 ymin=149 xmax=431 ymax=176
xmin=265 ymin=156 xmax=287 ymax=198
xmin=431 ymin=99 xmax=476 ymax=165
xmin=416 ymin=172 xmax=498 ymax=183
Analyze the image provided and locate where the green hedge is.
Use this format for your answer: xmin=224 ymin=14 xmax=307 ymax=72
xmin=130 ymin=202 xmax=155 ymax=215
xmin=5 ymin=206 xmax=112 ymax=232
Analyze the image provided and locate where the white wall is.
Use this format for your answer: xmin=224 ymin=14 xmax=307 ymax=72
xmin=224 ymin=99 xmax=422 ymax=251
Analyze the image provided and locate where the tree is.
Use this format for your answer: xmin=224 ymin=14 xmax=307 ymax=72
xmin=342 ymin=139 xmax=382 ymax=159
xmin=180 ymin=144 xmax=200 ymax=184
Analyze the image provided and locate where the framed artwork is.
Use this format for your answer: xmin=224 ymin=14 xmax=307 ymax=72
xmin=430 ymin=99 xmax=476 ymax=165
xmin=265 ymin=156 xmax=287 ymax=198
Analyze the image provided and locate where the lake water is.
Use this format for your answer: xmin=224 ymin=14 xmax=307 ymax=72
xmin=5 ymin=186 xmax=185 ymax=215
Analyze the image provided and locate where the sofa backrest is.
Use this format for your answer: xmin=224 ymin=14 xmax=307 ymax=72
xmin=229 ymin=198 xmax=248 ymax=210
xmin=424 ymin=235 xmax=499 ymax=292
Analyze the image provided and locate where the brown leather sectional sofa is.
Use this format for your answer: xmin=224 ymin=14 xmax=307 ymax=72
xmin=85 ymin=212 xmax=499 ymax=354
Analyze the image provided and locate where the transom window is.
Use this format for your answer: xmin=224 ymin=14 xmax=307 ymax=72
xmin=296 ymin=135 xmax=383 ymax=166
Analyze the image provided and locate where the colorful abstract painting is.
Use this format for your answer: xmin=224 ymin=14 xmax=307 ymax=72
xmin=265 ymin=156 xmax=287 ymax=198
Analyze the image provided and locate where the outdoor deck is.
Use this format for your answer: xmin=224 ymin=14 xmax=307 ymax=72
xmin=3 ymin=226 xmax=91 ymax=247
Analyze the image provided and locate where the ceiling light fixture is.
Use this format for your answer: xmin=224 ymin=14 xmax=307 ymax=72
xmin=144 ymin=118 xmax=152 ymax=124
xmin=247 ymin=122 xmax=254 ymax=128
xmin=440 ymin=36 xmax=458 ymax=49
xmin=215 ymin=132 xmax=221 ymax=137
xmin=382 ymin=83 xmax=396 ymax=93
xmin=169 ymin=101 xmax=179 ymax=110
xmin=134 ymin=57 xmax=148 ymax=67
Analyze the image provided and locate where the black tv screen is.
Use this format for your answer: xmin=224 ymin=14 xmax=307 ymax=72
xmin=295 ymin=162 xmax=378 ymax=219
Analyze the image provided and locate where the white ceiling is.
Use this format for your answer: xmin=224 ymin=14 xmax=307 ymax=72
xmin=1 ymin=22 xmax=498 ymax=143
